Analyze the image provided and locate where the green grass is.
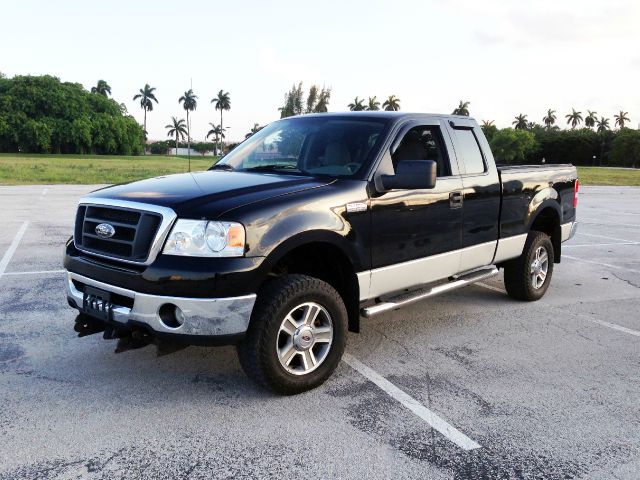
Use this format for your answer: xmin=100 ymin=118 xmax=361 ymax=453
xmin=0 ymin=153 xmax=218 ymax=185
xmin=0 ymin=154 xmax=638 ymax=187
xmin=577 ymin=167 xmax=640 ymax=186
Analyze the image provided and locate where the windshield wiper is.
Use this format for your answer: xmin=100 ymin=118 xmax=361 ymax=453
xmin=209 ymin=163 xmax=235 ymax=171
xmin=243 ymin=164 xmax=302 ymax=173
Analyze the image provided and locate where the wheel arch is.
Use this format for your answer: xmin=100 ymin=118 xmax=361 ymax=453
xmin=527 ymin=200 xmax=562 ymax=263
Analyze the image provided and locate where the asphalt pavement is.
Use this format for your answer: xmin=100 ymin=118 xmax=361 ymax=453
xmin=0 ymin=184 xmax=638 ymax=479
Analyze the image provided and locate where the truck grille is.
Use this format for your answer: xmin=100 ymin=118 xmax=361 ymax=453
xmin=74 ymin=204 xmax=163 ymax=263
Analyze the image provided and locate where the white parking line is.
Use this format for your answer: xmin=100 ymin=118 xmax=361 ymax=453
xmin=1 ymin=269 xmax=65 ymax=276
xmin=0 ymin=221 xmax=29 ymax=276
xmin=577 ymin=232 xmax=637 ymax=243
xmin=563 ymin=255 xmax=640 ymax=274
xmin=40 ymin=187 xmax=49 ymax=197
xmin=564 ymin=242 xmax=640 ymax=248
xmin=585 ymin=318 xmax=640 ymax=337
xmin=342 ymin=353 xmax=482 ymax=451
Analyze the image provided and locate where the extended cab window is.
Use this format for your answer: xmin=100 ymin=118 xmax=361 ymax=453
xmin=392 ymin=126 xmax=451 ymax=177
xmin=453 ymin=128 xmax=486 ymax=175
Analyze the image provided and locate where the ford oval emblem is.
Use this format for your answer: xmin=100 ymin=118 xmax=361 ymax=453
xmin=95 ymin=223 xmax=116 ymax=239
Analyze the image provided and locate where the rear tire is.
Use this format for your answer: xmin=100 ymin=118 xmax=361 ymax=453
xmin=237 ymin=274 xmax=348 ymax=395
xmin=504 ymin=231 xmax=554 ymax=301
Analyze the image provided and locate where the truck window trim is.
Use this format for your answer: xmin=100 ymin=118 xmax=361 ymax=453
xmin=450 ymin=126 xmax=488 ymax=177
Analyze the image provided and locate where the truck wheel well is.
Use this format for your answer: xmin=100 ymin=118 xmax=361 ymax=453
xmin=269 ymin=243 xmax=361 ymax=333
xmin=530 ymin=207 xmax=561 ymax=263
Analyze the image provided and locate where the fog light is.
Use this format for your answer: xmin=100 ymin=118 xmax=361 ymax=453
xmin=158 ymin=303 xmax=185 ymax=329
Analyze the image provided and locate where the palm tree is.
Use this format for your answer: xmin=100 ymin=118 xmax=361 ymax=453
xmin=165 ymin=117 xmax=187 ymax=155
xmin=513 ymin=114 xmax=528 ymax=130
xmin=178 ymin=89 xmax=198 ymax=170
xmin=367 ymin=96 xmax=380 ymax=111
xmin=614 ymin=111 xmax=630 ymax=129
xmin=211 ymin=90 xmax=231 ymax=152
xmin=596 ymin=117 xmax=611 ymax=166
xmin=596 ymin=117 xmax=610 ymax=133
xmin=133 ymin=84 xmax=158 ymax=145
xmin=348 ymin=97 xmax=366 ymax=111
xmin=206 ymin=123 xmax=226 ymax=152
xmin=452 ymin=101 xmax=470 ymax=116
xmin=91 ymin=80 xmax=111 ymax=97
xmin=481 ymin=120 xmax=495 ymax=127
xmin=244 ymin=123 xmax=261 ymax=139
xmin=585 ymin=110 xmax=597 ymax=129
xmin=565 ymin=108 xmax=583 ymax=129
xmin=382 ymin=95 xmax=401 ymax=111
xmin=542 ymin=109 xmax=556 ymax=129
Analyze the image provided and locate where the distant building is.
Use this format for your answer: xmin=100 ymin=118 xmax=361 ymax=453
xmin=170 ymin=147 xmax=216 ymax=156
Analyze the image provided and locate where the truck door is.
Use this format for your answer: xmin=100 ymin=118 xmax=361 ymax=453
xmin=368 ymin=121 xmax=464 ymax=298
xmin=447 ymin=121 xmax=501 ymax=271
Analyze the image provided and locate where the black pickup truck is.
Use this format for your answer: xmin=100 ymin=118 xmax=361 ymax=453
xmin=64 ymin=112 xmax=578 ymax=394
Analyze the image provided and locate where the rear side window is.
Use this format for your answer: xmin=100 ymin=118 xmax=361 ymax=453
xmin=454 ymin=129 xmax=486 ymax=175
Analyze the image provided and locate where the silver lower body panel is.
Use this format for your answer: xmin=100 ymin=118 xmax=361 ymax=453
xmin=66 ymin=271 xmax=256 ymax=337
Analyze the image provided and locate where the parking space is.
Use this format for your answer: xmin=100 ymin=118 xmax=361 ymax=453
xmin=1 ymin=185 xmax=639 ymax=479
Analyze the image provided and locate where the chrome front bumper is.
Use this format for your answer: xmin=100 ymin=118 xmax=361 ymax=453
xmin=66 ymin=271 xmax=257 ymax=337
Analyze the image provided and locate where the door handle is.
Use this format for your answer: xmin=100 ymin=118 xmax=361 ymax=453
xmin=449 ymin=191 xmax=463 ymax=208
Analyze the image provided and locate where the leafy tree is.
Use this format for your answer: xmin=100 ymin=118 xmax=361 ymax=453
xmin=489 ymin=129 xmax=536 ymax=164
xmin=279 ymin=82 xmax=304 ymax=118
xmin=367 ymin=96 xmax=380 ymax=111
xmin=382 ymin=95 xmax=400 ymax=111
xmin=452 ymin=100 xmax=470 ymax=116
xmin=348 ymin=97 xmax=366 ymax=111
xmin=585 ymin=110 xmax=597 ymax=129
xmin=542 ymin=109 xmax=556 ymax=129
xmin=596 ymin=117 xmax=610 ymax=133
xmin=313 ymin=87 xmax=331 ymax=113
xmin=610 ymin=128 xmax=640 ymax=168
xmin=614 ymin=111 xmax=630 ymax=129
xmin=0 ymin=75 xmax=143 ymax=154
xmin=193 ymin=142 xmax=216 ymax=156
xmin=245 ymin=123 xmax=262 ymax=139
xmin=565 ymin=108 xmax=583 ymax=129
xmin=133 ymin=83 xmax=158 ymax=144
xmin=513 ymin=114 xmax=528 ymax=130
xmin=178 ymin=89 xmax=198 ymax=169
xmin=165 ymin=117 xmax=187 ymax=155
xmin=91 ymin=80 xmax=111 ymax=97
xmin=481 ymin=121 xmax=498 ymax=143
xmin=211 ymin=90 xmax=231 ymax=151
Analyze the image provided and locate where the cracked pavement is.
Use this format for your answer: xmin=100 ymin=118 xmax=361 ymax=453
xmin=0 ymin=185 xmax=639 ymax=479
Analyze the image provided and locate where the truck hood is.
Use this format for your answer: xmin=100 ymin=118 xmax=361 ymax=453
xmin=84 ymin=171 xmax=333 ymax=218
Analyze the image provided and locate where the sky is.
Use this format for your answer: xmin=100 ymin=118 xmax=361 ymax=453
xmin=2 ymin=0 xmax=639 ymax=143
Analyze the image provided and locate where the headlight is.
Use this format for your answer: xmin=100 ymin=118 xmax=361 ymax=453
xmin=163 ymin=220 xmax=245 ymax=257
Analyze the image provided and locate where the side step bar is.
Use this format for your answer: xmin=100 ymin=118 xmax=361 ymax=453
xmin=361 ymin=266 xmax=499 ymax=318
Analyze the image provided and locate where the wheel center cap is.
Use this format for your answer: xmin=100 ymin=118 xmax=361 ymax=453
xmin=293 ymin=326 xmax=315 ymax=350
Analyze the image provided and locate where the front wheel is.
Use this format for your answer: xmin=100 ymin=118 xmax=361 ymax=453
xmin=237 ymin=274 xmax=348 ymax=395
xmin=504 ymin=231 xmax=554 ymax=301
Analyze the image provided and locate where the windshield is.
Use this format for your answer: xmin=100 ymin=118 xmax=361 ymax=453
xmin=212 ymin=116 xmax=389 ymax=178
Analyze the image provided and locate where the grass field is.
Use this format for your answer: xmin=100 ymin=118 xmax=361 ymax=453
xmin=0 ymin=154 xmax=639 ymax=186
xmin=0 ymin=154 xmax=218 ymax=185
xmin=576 ymin=167 xmax=640 ymax=186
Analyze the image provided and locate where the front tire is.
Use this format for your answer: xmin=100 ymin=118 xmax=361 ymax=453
xmin=504 ymin=231 xmax=554 ymax=301
xmin=237 ymin=274 xmax=348 ymax=395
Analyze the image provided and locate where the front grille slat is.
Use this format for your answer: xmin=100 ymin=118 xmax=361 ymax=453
xmin=75 ymin=204 xmax=162 ymax=263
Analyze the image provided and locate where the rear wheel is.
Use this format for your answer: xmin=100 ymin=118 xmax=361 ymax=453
xmin=504 ymin=231 xmax=554 ymax=301
xmin=237 ymin=274 xmax=347 ymax=395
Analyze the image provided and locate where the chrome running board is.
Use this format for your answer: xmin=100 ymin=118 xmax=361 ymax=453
xmin=361 ymin=266 xmax=499 ymax=318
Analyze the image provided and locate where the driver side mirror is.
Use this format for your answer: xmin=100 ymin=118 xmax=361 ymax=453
xmin=380 ymin=160 xmax=437 ymax=190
